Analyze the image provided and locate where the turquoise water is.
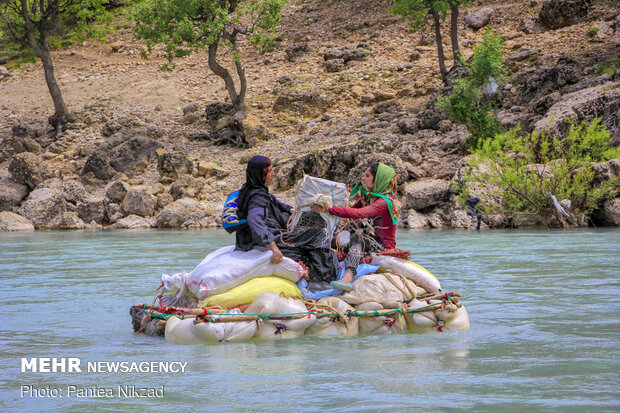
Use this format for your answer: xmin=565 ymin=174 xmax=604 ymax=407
xmin=1 ymin=229 xmax=619 ymax=412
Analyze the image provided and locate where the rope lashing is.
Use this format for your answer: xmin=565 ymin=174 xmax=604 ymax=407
xmin=133 ymin=296 xmax=462 ymax=326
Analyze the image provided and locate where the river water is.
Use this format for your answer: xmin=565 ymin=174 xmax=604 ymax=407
xmin=0 ymin=229 xmax=618 ymax=412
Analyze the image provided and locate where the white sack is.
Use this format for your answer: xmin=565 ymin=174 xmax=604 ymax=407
xmin=340 ymin=273 xmax=427 ymax=308
xmin=371 ymin=255 xmax=441 ymax=294
xmin=405 ymin=299 xmax=470 ymax=334
xmin=245 ymin=292 xmax=316 ymax=339
xmin=305 ymin=297 xmax=359 ymax=337
xmin=164 ymin=309 xmax=258 ymax=344
xmin=355 ymin=302 xmax=406 ymax=335
xmin=162 ymin=245 xmax=307 ymax=301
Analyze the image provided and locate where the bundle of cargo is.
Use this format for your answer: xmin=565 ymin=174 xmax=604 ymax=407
xmin=130 ymin=252 xmax=469 ymax=343
xmin=129 ymin=175 xmax=469 ymax=342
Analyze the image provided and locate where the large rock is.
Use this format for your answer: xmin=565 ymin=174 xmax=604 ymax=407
xmin=81 ymin=136 xmax=162 ymax=179
xmin=243 ymin=115 xmax=273 ymax=146
xmin=77 ymin=196 xmax=107 ymax=225
xmin=17 ymin=188 xmax=67 ymax=229
xmin=593 ymin=159 xmax=620 ymax=182
xmin=323 ymin=45 xmax=370 ymax=63
xmin=404 ymin=179 xmax=451 ymax=210
xmin=285 ymin=43 xmax=309 ymax=62
xmin=37 ymin=178 xmax=88 ymax=204
xmin=602 ymin=198 xmax=620 ymax=226
xmin=54 ymin=211 xmax=89 ymax=230
xmin=169 ymin=175 xmax=207 ymax=200
xmin=121 ymin=190 xmax=155 ymax=217
xmin=108 ymin=137 xmax=162 ymax=175
xmin=105 ymin=180 xmax=129 ymax=204
xmin=0 ymin=169 xmax=28 ymax=211
xmin=403 ymin=209 xmax=430 ymax=229
xmin=156 ymin=198 xmax=204 ymax=228
xmin=81 ymin=151 xmax=117 ymax=180
xmin=534 ymin=83 xmax=620 ymax=139
xmin=116 ymin=215 xmax=154 ymax=229
xmin=197 ymin=161 xmax=229 ymax=178
xmin=0 ymin=211 xmax=34 ymax=231
xmin=273 ymin=88 xmax=331 ymax=117
xmin=520 ymin=15 xmax=546 ymax=34
xmin=157 ymin=150 xmax=194 ymax=179
xmin=518 ymin=56 xmax=582 ymax=105
xmin=539 ymin=0 xmax=591 ymax=30
xmin=464 ymin=8 xmax=494 ymax=29
xmin=11 ymin=135 xmax=42 ymax=154
xmin=8 ymin=153 xmax=55 ymax=190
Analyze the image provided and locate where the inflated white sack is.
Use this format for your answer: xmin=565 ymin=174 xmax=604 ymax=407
xmin=305 ymin=297 xmax=359 ymax=337
xmin=355 ymin=302 xmax=406 ymax=335
xmin=371 ymin=255 xmax=442 ymax=294
xmin=165 ymin=317 xmax=206 ymax=344
xmin=165 ymin=309 xmax=258 ymax=344
xmin=405 ymin=299 xmax=470 ymax=334
xmin=340 ymin=273 xmax=427 ymax=308
xmin=245 ymin=292 xmax=316 ymax=339
xmin=179 ymin=245 xmax=306 ymax=300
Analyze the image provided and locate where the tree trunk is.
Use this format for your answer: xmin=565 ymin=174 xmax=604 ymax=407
xmin=39 ymin=45 xmax=69 ymax=126
xmin=450 ymin=3 xmax=461 ymax=65
xmin=207 ymin=40 xmax=248 ymax=148
xmin=431 ymin=9 xmax=448 ymax=83
xmin=21 ymin=4 xmax=69 ymax=136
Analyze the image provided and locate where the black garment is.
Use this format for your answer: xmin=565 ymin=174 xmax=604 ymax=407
xmin=277 ymin=229 xmax=339 ymax=283
xmin=235 ymin=190 xmax=292 ymax=251
xmin=235 ymin=194 xmax=338 ymax=282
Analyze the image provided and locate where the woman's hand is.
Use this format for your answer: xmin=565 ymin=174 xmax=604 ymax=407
xmin=311 ymin=203 xmax=326 ymax=214
xmin=267 ymin=242 xmax=283 ymax=264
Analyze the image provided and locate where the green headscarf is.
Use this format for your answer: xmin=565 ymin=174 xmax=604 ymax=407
xmin=350 ymin=162 xmax=401 ymax=225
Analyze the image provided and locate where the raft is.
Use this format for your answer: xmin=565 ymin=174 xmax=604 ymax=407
xmin=130 ymin=253 xmax=470 ymax=343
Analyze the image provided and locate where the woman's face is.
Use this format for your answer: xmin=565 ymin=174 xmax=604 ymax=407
xmin=362 ymin=168 xmax=374 ymax=190
xmin=264 ymin=165 xmax=275 ymax=186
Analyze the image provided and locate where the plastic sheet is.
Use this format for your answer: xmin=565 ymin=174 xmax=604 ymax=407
xmin=297 ymin=263 xmax=381 ymax=300
xmin=201 ymin=276 xmax=301 ymax=308
xmin=289 ymin=175 xmax=348 ymax=243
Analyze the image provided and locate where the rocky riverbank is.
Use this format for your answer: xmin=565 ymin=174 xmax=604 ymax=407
xmin=1 ymin=0 xmax=619 ymax=231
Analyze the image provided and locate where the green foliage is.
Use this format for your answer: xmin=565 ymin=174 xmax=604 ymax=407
xmin=0 ymin=0 xmax=113 ymax=50
xmin=390 ymin=0 xmax=470 ymax=31
xmin=460 ymin=119 xmax=620 ymax=217
xmin=439 ymin=29 xmax=507 ymax=148
xmin=587 ymin=26 xmax=599 ymax=37
xmin=597 ymin=56 xmax=619 ymax=76
xmin=131 ymin=0 xmax=287 ymax=61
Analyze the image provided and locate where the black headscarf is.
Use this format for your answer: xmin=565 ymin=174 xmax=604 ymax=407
xmin=237 ymin=155 xmax=271 ymax=219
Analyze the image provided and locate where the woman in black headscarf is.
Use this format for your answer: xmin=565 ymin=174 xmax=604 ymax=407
xmin=235 ymin=155 xmax=289 ymax=263
xmin=235 ymin=156 xmax=338 ymax=281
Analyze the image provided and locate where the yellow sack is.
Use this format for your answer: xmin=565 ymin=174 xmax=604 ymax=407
xmin=200 ymin=276 xmax=302 ymax=308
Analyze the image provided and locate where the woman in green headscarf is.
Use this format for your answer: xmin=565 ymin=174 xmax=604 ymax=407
xmin=311 ymin=162 xmax=400 ymax=291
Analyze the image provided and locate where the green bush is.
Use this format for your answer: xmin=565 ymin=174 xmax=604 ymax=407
xmin=460 ymin=119 xmax=620 ymax=218
xmin=598 ymin=56 xmax=619 ymax=76
xmin=587 ymin=27 xmax=599 ymax=37
xmin=439 ymin=29 xmax=507 ymax=149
